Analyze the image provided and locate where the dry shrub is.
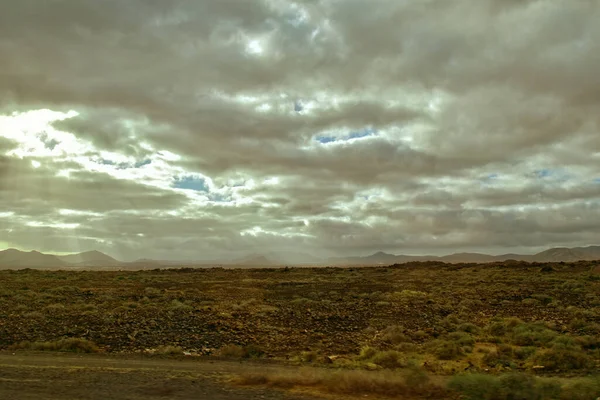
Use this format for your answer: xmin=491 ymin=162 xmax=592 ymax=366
xmin=382 ymin=325 xmax=410 ymax=344
xmin=357 ymin=346 xmax=377 ymax=361
xmin=234 ymin=368 xmax=449 ymax=398
xmin=449 ymin=373 xmax=600 ymax=400
xmin=219 ymin=344 xmax=247 ymax=358
xmin=218 ymin=344 xmax=264 ymax=359
xmin=300 ymin=351 xmax=320 ymax=363
xmin=370 ymin=350 xmax=407 ymax=369
xmin=10 ymin=338 xmax=99 ymax=353
xmin=449 ymin=373 xmax=561 ymax=400
xmin=154 ymin=345 xmax=183 ymax=355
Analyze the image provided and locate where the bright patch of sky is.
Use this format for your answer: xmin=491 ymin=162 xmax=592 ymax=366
xmin=315 ymin=127 xmax=377 ymax=144
xmin=534 ymin=169 xmax=553 ymax=178
xmin=172 ymin=175 xmax=210 ymax=192
xmin=245 ymin=39 xmax=264 ymax=55
xmin=58 ymin=209 xmax=102 ymax=217
xmin=263 ymin=176 xmax=280 ymax=185
xmin=240 ymin=226 xmax=265 ymax=237
xmin=240 ymin=225 xmax=313 ymax=238
xmin=0 ymin=109 xmax=259 ymax=207
xmin=1 ymin=109 xmax=87 ymax=159
xmin=26 ymin=220 xmax=80 ymax=230
xmin=533 ymin=168 xmax=572 ymax=183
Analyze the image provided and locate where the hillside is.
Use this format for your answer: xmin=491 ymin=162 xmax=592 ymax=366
xmin=326 ymin=246 xmax=600 ymax=266
xmin=57 ymin=250 xmax=121 ymax=266
xmin=0 ymin=249 xmax=66 ymax=268
xmin=1 ymin=245 xmax=600 ymax=268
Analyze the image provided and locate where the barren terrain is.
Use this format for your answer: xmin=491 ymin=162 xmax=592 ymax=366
xmin=1 ymin=261 xmax=599 ymax=399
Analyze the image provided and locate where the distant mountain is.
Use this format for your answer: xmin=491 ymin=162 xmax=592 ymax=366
xmin=534 ymin=246 xmax=600 ymax=262
xmin=328 ymin=252 xmax=430 ymax=265
xmin=57 ymin=250 xmax=121 ymax=266
xmin=440 ymin=252 xmax=499 ymax=263
xmin=0 ymin=249 xmax=66 ymax=268
xmin=325 ymin=246 xmax=600 ymax=266
xmin=1 ymin=245 xmax=599 ymax=269
xmin=364 ymin=251 xmax=400 ymax=264
xmin=265 ymin=251 xmax=323 ymax=265
xmin=578 ymin=246 xmax=600 ymax=258
xmin=231 ymin=254 xmax=278 ymax=266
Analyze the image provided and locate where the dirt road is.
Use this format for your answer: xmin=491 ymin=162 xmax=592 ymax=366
xmin=0 ymin=352 xmax=324 ymax=400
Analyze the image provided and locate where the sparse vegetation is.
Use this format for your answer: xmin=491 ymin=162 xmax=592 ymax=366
xmin=0 ymin=260 xmax=599 ymax=399
xmin=234 ymin=367 xmax=450 ymax=398
xmin=218 ymin=344 xmax=264 ymax=359
xmin=9 ymin=338 xmax=100 ymax=353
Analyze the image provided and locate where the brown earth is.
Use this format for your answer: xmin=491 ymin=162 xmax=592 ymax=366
xmin=0 ymin=261 xmax=599 ymax=399
xmin=0 ymin=352 xmax=326 ymax=400
xmin=0 ymin=260 xmax=598 ymax=366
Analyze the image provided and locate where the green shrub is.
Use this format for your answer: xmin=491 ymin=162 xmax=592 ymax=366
xmin=357 ymin=346 xmax=378 ymax=361
xmin=532 ymin=347 xmax=593 ymax=371
xmin=410 ymin=330 xmax=429 ymax=341
xmin=448 ymin=373 xmax=500 ymax=399
xmin=431 ymin=340 xmax=463 ymax=360
xmin=575 ymin=335 xmax=600 ymax=350
xmin=570 ymin=321 xmax=600 ymax=335
xmin=514 ymin=346 xmax=537 ymax=360
xmin=488 ymin=317 xmax=524 ymax=337
xmin=439 ymin=315 xmax=463 ymax=331
xmin=530 ymin=294 xmax=553 ymax=306
xmin=370 ymin=350 xmax=406 ymax=369
xmin=23 ymin=311 xmax=44 ymax=319
xmin=447 ymin=331 xmax=475 ymax=346
xmin=560 ymin=377 xmax=600 ymax=400
xmin=448 ymin=373 xmax=561 ymax=400
xmin=511 ymin=323 xmax=557 ymax=346
xmin=169 ymin=299 xmax=192 ymax=311
xmin=49 ymin=286 xmax=81 ymax=295
xmin=522 ymin=298 xmax=541 ymax=306
xmin=551 ymin=335 xmax=579 ymax=349
xmin=483 ymin=344 xmax=516 ymax=368
xmin=144 ymin=287 xmax=162 ymax=298
xmin=458 ymin=323 xmax=480 ymax=334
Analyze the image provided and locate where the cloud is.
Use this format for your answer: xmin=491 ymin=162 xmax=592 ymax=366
xmin=1 ymin=0 xmax=599 ymax=259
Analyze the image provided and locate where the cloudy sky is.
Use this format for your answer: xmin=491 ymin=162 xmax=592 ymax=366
xmin=1 ymin=0 xmax=599 ymax=262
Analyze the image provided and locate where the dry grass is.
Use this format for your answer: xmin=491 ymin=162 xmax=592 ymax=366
xmin=218 ymin=344 xmax=264 ymax=359
xmin=9 ymin=338 xmax=100 ymax=353
xmin=233 ymin=367 xmax=451 ymax=398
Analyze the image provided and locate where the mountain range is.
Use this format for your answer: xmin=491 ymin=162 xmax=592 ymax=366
xmin=327 ymin=246 xmax=600 ymax=265
xmin=0 ymin=249 xmax=120 ymax=268
xmin=1 ymin=246 xmax=599 ymax=268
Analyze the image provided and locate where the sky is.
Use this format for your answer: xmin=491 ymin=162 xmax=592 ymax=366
xmin=1 ymin=0 xmax=600 ymax=262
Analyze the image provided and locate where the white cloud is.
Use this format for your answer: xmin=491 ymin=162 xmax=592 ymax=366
xmin=1 ymin=0 xmax=599 ymax=259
